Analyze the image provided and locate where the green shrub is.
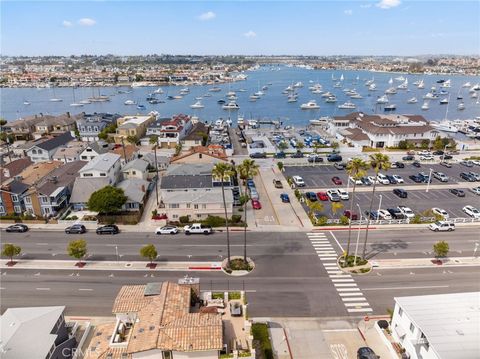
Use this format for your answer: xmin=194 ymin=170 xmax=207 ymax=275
xmin=228 ymin=292 xmax=241 ymax=300
xmin=212 ymin=292 xmax=224 ymax=300
xmin=251 ymin=323 xmax=273 ymax=359
xmin=294 ymin=189 xmax=301 ymax=199
xmin=339 ymin=215 xmax=349 ymax=225
xmin=316 ymin=216 xmax=328 ymax=226
xmin=179 ymin=215 xmax=190 ymax=224
xmin=152 ymin=209 xmax=158 ymax=217
xmin=202 ymin=215 xmax=225 ymax=227
xmin=230 ymin=214 xmax=242 ymax=223
xmin=410 ymin=214 xmax=422 ymax=224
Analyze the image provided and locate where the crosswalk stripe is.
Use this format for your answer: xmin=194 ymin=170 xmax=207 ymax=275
xmin=334 ymin=283 xmax=358 ymax=287
xmin=312 ymin=244 xmax=334 ymax=248
xmin=326 ymin=271 xmax=344 ymax=274
xmin=315 ymin=250 xmax=336 ymax=253
xmin=317 ymin=254 xmax=338 ymax=257
xmin=319 ymin=257 xmax=337 ymax=261
xmin=344 ymin=302 xmax=370 ymax=307
xmin=342 ymin=297 xmax=366 ymax=302
xmin=348 ymin=308 xmax=373 ymax=313
xmin=336 ymin=288 xmax=361 ymax=292
xmin=339 ymin=292 xmax=364 ymax=296
xmin=328 ymin=273 xmax=350 ymax=277
xmin=331 ymin=279 xmax=355 ymax=282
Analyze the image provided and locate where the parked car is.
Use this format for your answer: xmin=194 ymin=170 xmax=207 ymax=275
xmin=65 ymin=224 xmax=86 ymax=234
xmin=470 ymin=186 xmax=480 ymax=195
xmin=327 ymin=154 xmax=343 ymax=162
xmin=96 ymin=224 xmax=119 ymax=235
xmin=251 ymin=199 xmax=262 ymax=209
xmin=418 ymin=150 xmax=432 ymax=156
xmin=461 ymin=160 xmax=474 ymax=167
xmin=184 ymin=223 xmax=213 ymax=235
xmin=432 ymin=150 xmax=444 ymax=156
xmin=326 ymin=189 xmax=341 ymax=202
xmin=291 ymin=151 xmax=304 ymax=158
xmin=418 ymin=172 xmax=432 ymax=183
xmin=460 ymin=172 xmax=476 ymax=182
xmin=361 ymin=177 xmax=373 ymax=186
xmin=420 ymin=155 xmax=434 ymax=161
xmin=230 ymin=302 xmax=243 ymax=317
xmin=331 ymin=176 xmax=342 ymax=185
xmin=343 ymin=210 xmax=358 ymax=220
xmin=5 ymin=224 xmax=29 ymax=233
xmin=429 ymin=221 xmax=455 ymax=232
xmin=392 ymin=161 xmax=405 ymax=168
xmin=249 ymin=187 xmax=259 ymax=200
xmin=393 ymin=188 xmax=408 ymax=198
xmin=440 ymin=161 xmax=452 ymax=168
xmin=274 ymin=152 xmax=286 ymax=159
xmin=376 ymin=173 xmax=390 ymax=185
xmin=385 ymin=175 xmax=398 ymax=184
xmin=387 ymin=208 xmax=406 ymax=219
xmin=280 ymin=193 xmax=290 ymax=203
xmin=307 ymin=155 xmax=323 ymax=163
xmin=349 ymin=176 xmax=363 ymax=185
xmin=443 ymin=154 xmax=453 ymax=160
xmin=155 ymin=226 xmax=179 ymax=235
xmin=305 ymin=192 xmax=318 ymax=202
xmin=463 ymin=205 xmax=480 ymax=218
xmin=273 ymin=179 xmax=283 ymax=188
xmin=433 ymin=171 xmax=449 ymax=182
xmin=334 ymin=162 xmax=346 ymax=170
xmin=246 ymin=179 xmax=256 ymax=188
xmin=432 ymin=207 xmax=449 ymax=219
xmin=249 ymin=152 xmax=266 ymax=159
xmin=402 ymin=155 xmax=415 ymax=161
xmin=377 ymin=209 xmax=392 ymax=220
xmin=357 ymin=347 xmax=378 ymax=359
xmin=398 ymin=205 xmax=415 ymax=219
xmin=409 ymin=174 xmax=424 ymax=183
xmin=292 ymin=176 xmax=305 ymax=187
xmin=337 ymin=189 xmax=349 ymax=200
xmin=364 ymin=210 xmax=379 ymax=220
xmin=449 ymin=188 xmax=465 ymax=197
xmin=317 ymin=192 xmax=329 ymax=201
xmin=468 ymin=172 xmax=480 ymax=181
xmin=392 ymin=175 xmax=404 ymax=183
xmin=412 ymin=161 xmax=421 ymax=168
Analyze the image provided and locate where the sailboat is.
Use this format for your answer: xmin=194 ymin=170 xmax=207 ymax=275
xmin=385 ymin=77 xmax=397 ymax=94
xmin=49 ymin=86 xmax=63 ymax=102
xmin=70 ymin=87 xmax=83 ymax=107
xmin=421 ymin=101 xmax=429 ymax=110
xmin=441 ymin=79 xmax=451 ymax=88
xmin=417 ymin=79 xmax=425 ymax=89
xmin=340 ymin=74 xmax=344 ymax=82
xmin=397 ymin=78 xmax=408 ymax=90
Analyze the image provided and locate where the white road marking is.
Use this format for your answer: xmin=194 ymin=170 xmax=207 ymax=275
xmin=319 ymin=257 xmax=337 ymax=261
xmin=329 ymin=231 xmax=344 ymax=253
xmin=78 ymin=288 xmax=93 ymax=291
xmin=362 ymin=285 xmax=449 ymax=291
xmin=342 ymin=297 xmax=366 ymax=302
xmin=338 ymin=292 xmax=364 ymax=296
xmin=334 ymin=283 xmax=358 ymax=287
xmin=344 ymin=302 xmax=370 ymax=307
xmin=36 ymin=287 xmax=50 ymax=291
xmin=331 ymin=279 xmax=355 ymax=282
xmin=347 ymin=308 xmax=373 ymax=313
xmin=327 ymin=271 xmax=345 ymax=275
xmin=336 ymin=288 xmax=361 ymax=292
xmin=330 ymin=343 xmax=348 ymax=359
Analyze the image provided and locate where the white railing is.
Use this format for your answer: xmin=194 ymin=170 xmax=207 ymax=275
xmin=325 ymin=217 xmax=480 ymax=226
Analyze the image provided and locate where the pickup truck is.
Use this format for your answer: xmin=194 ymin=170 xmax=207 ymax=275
xmin=183 ymin=223 xmax=213 ymax=235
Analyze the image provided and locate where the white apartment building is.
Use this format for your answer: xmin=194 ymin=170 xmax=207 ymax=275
xmin=391 ymin=292 xmax=480 ymax=359
xmin=78 ymin=153 xmax=121 ymax=185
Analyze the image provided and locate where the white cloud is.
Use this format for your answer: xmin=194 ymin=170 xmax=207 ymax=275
xmin=344 ymin=9 xmax=353 ymax=15
xmin=78 ymin=18 xmax=96 ymax=26
xmin=62 ymin=20 xmax=73 ymax=27
xmin=376 ymin=0 xmax=401 ymax=9
xmin=198 ymin=11 xmax=216 ymax=21
xmin=243 ymin=30 xmax=257 ymax=38
xmin=360 ymin=4 xmax=372 ymax=8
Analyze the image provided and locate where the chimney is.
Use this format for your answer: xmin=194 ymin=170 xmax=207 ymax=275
xmin=67 ymin=112 xmax=71 ymax=118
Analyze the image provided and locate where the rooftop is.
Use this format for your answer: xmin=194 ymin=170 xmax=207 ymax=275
xmin=29 ymin=132 xmax=75 ymax=151
xmin=395 ymin=292 xmax=480 ymax=359
xmin=118 ymin=115 xmax=153 ymax=127
xmin=117 ymin=178 xmax=149 ymax=203
xmin=30 ymin=161 xmax=87 ymax=196
xmin=0 ymin=306 xmax=65 ymax=359
xmin=70 ymin=177 xmax=111 ymax=204
xmin=121 ymin=158 xmax=149 ymax=173
xmin=79 ymin=153 xmax=121 ymax=173
xmin=16 ymin=161 xmax=63 ymax=185
xmin=162 ymin=188 xmax=233 ymax=204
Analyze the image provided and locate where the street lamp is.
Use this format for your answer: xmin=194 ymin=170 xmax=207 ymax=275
xmin=441 ymin=144 xmax=450 ymax=163
xmin=426 ymin=168 xmax=433 ymax=193
xmin=354 ymin=203 xmax=362 ymax=266
xmin=115 ymin=245 xmax=119 ymax=262
xmin=377 ymin=194 xmax=383 ymax=214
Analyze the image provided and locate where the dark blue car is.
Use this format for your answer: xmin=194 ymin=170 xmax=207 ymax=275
xmin=280 ymin=193 xmax=290 ymax=203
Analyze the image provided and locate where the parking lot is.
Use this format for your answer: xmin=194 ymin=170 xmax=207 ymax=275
xmin=284 ymin=163 xmax=480 ymax=220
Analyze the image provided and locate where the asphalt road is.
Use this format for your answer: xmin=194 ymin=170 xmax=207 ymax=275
xmin=2 ymin=228 xmax=479 ymax=318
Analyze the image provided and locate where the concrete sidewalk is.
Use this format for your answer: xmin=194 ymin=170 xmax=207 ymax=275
xmin=0 ymin=259 xmax=222 ymax=272
xmin=374 ymin=256 xmax=480 ymax=269
xmin=357 ymin=318 xmax=397 ymax=359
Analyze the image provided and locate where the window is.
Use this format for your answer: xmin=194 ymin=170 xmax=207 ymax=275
xmin=186 ymin=204 xmax=191 ymax=209
xmin=81 ymin=156 xmax=87 ymax=160
xmin=82 ymin=173 xmax=93 ymax=177
xmin=198 ymin=153 xmax=202 ymax=158
xmin=132 ymin=171 xmax=136 ymax=175
xmin=11 ymin=195 xmax=18 ymax=202
xmin=410 ymin=323 xmax=415 ymax=333
xmin=37 ymin=149 xmax=43 ymax=154
xmin=172 ymin=214 xmax=178 ymax=219
xmin=398 ymin=307 xmax=403 ymax=317
xmin=202 ymin=204 xmax=207 ymax=209
xmin=169 ymin=204 xmax=179 ymax=209
xmin=197 ymin=214 xmax=202 ymax=218
xmin=43 ymin=207 xmax=50 ymax=215
xmin=162 ymin=351 xmax=172 ymax=359
xmin=14 ymin=206 xmax=21 ymax=213
xmin=41 ymin=196 xmax=49 ymax=203
xmin=100 ymin=173 xmax=106 ymax=177
xmin=0 ymin=205 xmax=5 ymax=214
xmin=194 ymin=204 xmax=199 ymax=209
xmin=32 ymin=149 xmax=37 ymax=154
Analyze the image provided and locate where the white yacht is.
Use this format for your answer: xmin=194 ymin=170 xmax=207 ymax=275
xmin=407 ymin=97 xmax=418 ymax=104
xmin=350 ymin=93 xmax=363 ymax=99
xmin=440 ymin=98 xmax=449 ymax=105
xmin=417 ymin=80 xmax=425 ymax=89
xmin=368 ymin=83 xmax=377 ymax=91
xmin=338 ymin=102 xmax=356 ymax=109
xmin=70 ymin=102 xmax=83 ymax=107
xmin=376 ymin=95 xmax=389 ymax=104
xmin=190 ymin=101 xmax=204 ymax=109
xmin=124 ymin=100 xmax=136 ymax=105
xmin=421 ymin=101 xmax=429 ymax=110
xmin=293 ymin=81 xmax=304 ymax=88
xmin=23 ymin=101 xmax=30 ymax=105
xmin=462 ymin=82 xmax=471 ymax=88
xmin=385 ymin=87 xmax=397 ymax=94
xmin=333 ymin=82 xmax=342 ymax=88
xmin=432 ymin=121 xmax=459 ymax=133
xmin=325 ymin=96 xmax=337 ymax=103
xmin=209 ymin=87 xmax=221 ymax=92
xmin=300 ymin=100 xmax=320 ymax=110
xmin=441 ymin=79 xmax=451 ymax=88
xmin=423 ymin=92 xmax=439 ymax=100
xmin=79 ymin=99 xmax=91 ymax=104
xmin=312 ymin=88 xmax=323 ymax=94
xmin=321 ymin=91 xmax=334 ymax=98
xmin=249 ymin=94 xmax=260 ymax=100
xmin=457 ymin=103 xmax=465 ymax=110
xmin=222 ymin=101 xmax=240 ymax=110
xmin=49 ymin=98 xmax=63 ymax=102
xmin=397 ymin=79 xmax=408 ymax=90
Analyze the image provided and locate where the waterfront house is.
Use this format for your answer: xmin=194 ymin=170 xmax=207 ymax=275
xmin=76 ymin=112 xmax=121 ymax=142
xmin=113 ymin=114 xmax=156 ymax=144
xmin=23 ymin=161 xmax=86 ymax=218
xmin=144 ymin=114 xmax=192 ymax=149
xmin=83 ymin=282 xmax=223 ymax=359
xmin=6 ymin=114 xmax=51 ymax=140
xmin=180 ymin=121 xmax=209 ymax=150
xmin=25 ymin=132 xmax=75 ymax=162
xmin=33 ymin=112 xmax=80 ymax=138
xmin=0 ymin=306 xmax=77 ymax=359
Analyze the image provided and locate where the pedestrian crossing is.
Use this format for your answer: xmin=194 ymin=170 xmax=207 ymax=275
xmin=307 ymin=232 xmax=373 ymax=314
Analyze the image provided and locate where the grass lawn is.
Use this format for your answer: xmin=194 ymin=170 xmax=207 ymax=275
xmin=251 ymin=323 xmax=273 ymax=359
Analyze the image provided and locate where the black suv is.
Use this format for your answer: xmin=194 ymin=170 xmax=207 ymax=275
xmin=387 ymin=208 xmax=406 ymax=219
xmin=402 ymin=155 xmax=414 ymax=161
xmin=96 ymin=224 xmax=120 ymax=235
xmin=65 ymin=224 xmax=86 ymax=234
xmin=449 ymin=188 xmax=465 ymax=197
xmin=393 ymin=188 xmax=408 ymax=198
xmin=274 ymin=152 xmax=286 ymax=159
xmin=393 ymin=161 xmax=405 ymax=168
xmin=291 ymin=151 xmax=304 ymax=158
xmin=327 ymin=154 xmax=343 ymax=162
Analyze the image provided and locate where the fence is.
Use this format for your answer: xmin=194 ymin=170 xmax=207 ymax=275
xmin=325 ymin=217 xmax=480 ymax=226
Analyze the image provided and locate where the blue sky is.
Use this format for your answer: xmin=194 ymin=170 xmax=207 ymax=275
xmin=1 ymin=1 xmax=479 ymax=56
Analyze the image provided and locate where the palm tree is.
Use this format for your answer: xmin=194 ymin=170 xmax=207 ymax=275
xmin=307 ymin=200 xmax=324 ymax=221
xmin=312 ymin=142 xmax=321 ymax=154
xmin=149 ymin=135 xmax=160 ymax=205
xmin=345 ymin=158 xmax=368 ymax=260
xmin=331 ymin=202 xmax=344 ymax=217
xmin=362 ymin=153 xmax=391 ymax=259
xmin=296 ymin=141 xmax=305 ymax=153
xmin=237 ymin=159 xmax=259 ymax=262
xmin=212 ymin=162 xmax=235 ymax=265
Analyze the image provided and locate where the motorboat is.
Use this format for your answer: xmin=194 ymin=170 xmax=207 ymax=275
xmin=407 ymin=97 xmax=418 ymax=104
xmin=217 ymin=99 xmax=226 ymax=104
xmin=395 ymin=76 xmax=405 ymax=81
xmin=124 ymin=100 xmax=136 ymax=105
xmin=376 ymin=95 xmax=389 ymax=104
xmin=79 ymin=99 xmax=91 ymax=104
xmin=384 ymin=104 xmax=396 ymax=111
xmin=439 ymin=90 xmax=449 ymax=95
xmin=471 ymin=92 xmax=478 ymax=99
xmin=70 ymin=102 xmax=84 ymax=107
xmin=368 ymin=83 xmax=377 ymax=91
xmin=300 ymin=100 xmax=320 ymax=110
xmin=238 ymin=89 xmax=247 ymax=92
xmin=148 ymin=99 xmax=163 ymax=104
xmin=195 ymin=96 xmax=203 ymax=100
xmin=137 ymin=104 xmax=146 ymax=110
xmin=173 ymin=95 xmax=183 ymax=99
xmin=23 ymin=101 xmax=30 ymax=105
xmin=385 ymin=87 xmax=397 ymax=94
xmin=226 ymin=91 xmax=236 ymax=97
xmin=350 ymin=93 xmax=363 ymax=99
xmin=203 ymin=93 xmax=212 ymax=97
xmin=441 ymin=79 xmax=451 ymax=88
xmin=209 ymin=87 xmax=221 ymax=92
xmin=293 ymin=81 xmax=304 ymax=88
xmin=457 ymin=103 xmax=465 ymax=110
xmin=228 ymin=95 xmax=238 ymax=100
xmin=287 ymin=95 xmax=298 ymax=103
xmin=333 ymin=82 xmax=342 ymax=88
xmin=421 ymin=101 xmax=429 ymax=110
xmin=325 ymin=96 xmax=337 ymax=103
xmin=49 ymin=98 xmax=63 ymax=102
xmin=462 ymin=82 xmax=471 ymax=88
xmin=440 ymin=98 xmax=449 ymax=105
xmin=312 ymin=88 xmax=323 ymax=94
xmin=321 ymin=91 xmax=334 ymax=98
xmin=190 ymin=101 xmax=204 ymax=109
xmin=308 ymin=83 xmax=323 ymax=91
xmin=254 ymin=90 xmax=264 ymax=96
xmin=309 ymin=118 xmax=330 ymax=125
xmin=338 ymin=102 xmax=356 ymax=109
xmin=436 ymin=79 xmax=445 ymax=83
xmin=423 ymin=92 xmax=439 ymax=100
xmin=222 ymin=101 xmax=240 ymax=110
xmin=432 ymin=121 xmax=459 ymax=133
xmin=154 ymin=88 xmax=164 ymax=94
xmin=249 ymin=94 xmax=260 ymax=100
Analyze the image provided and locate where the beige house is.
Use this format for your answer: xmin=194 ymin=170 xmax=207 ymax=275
xmin=113 ymin=114 xmax=155 ymax=144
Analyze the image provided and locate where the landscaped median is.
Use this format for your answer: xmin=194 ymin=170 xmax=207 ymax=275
xmin=0 ymin=259 xmax=223 ymax=271
xmin=338 ymin=255 xmax=373 ymax=275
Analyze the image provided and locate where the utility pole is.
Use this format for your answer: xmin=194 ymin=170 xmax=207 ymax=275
xmin=121 ymin=137 xmax=127 ymax=163
xmin=154 ymin=137 xmax=159 ymax=206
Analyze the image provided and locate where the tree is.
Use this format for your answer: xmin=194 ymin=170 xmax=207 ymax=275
xmin=67 ymin=239 xmax=87 ymax=264
xmin=140 ymin=244 xmax=158 ymax=266
xmin=331 ymin=202 xmax=344 ymax=217
xmin=126 ymin=135 xmax=138 ymax=145
xmin=277 ymin=161 xmax=284 ymax=172
xmin=345 ymin=159 xmax=369 ymax=260
xmin=212 ymin=163 xmax=235 ymax=265
xmin=432 ymin=136 xmax=444 ymax=151
xmin=420 ymin=139 xmax=430 ymax=149
xmin=2 ymin=243 xmax=21 ymax=264
xmin=277 ymin=141 xmax=288 ymax=152
xmin=296 ymin=141 xmax=305 ymax=152
xmin=0 ymin=118 xmax=7 ymax=126
xmin=433 ymin=241 xmax=449 ymax=259
xmin=237 ymin=159 xmax=259 ymax=262
xmin=312 ymin=142 xmax=321 ymax=154
xmin=175 ymin=143 xmax=182 ymax=156
xmin=362 ymin=153 xmax=391 ymax=259
xmin=307 ymin=200 xmax=324 ymax=220
xmin=87 ymin=186 xmax=127 ymax=214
